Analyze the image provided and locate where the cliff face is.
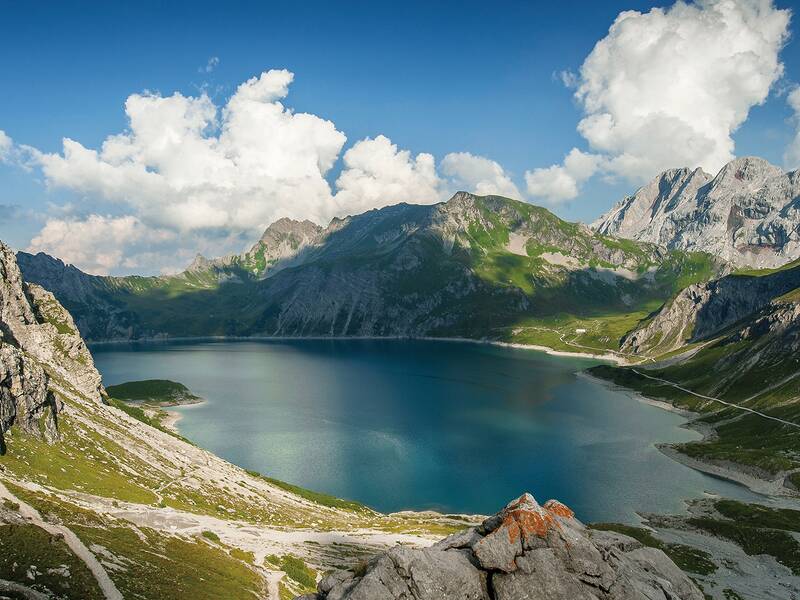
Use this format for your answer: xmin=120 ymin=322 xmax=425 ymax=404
xmin=622 ymin=262 xmax=800 ymax=356
xmin=301 ymin=493 xmax=703 ymax=600
xmin=0 ymin=242 xmax=104 ymax=452
xmin=594 ymin=157 xmax=800 ymax=269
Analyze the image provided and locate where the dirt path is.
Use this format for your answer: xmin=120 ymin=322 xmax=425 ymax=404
xmin=0 ymin=481 xmax=124 ymax=600
xmin=631 ymin=369 xmax=800 ymax=429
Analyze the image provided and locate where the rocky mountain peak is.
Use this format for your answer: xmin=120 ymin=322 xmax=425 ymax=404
xmin=186 ymin=253 xmax=213 ymax=272
xmin=593 ymin=156 xmax=800 ymax=268
xmin=258 ymin=217 xmax=322 ymax=244
xmin=302 ymin=492 xmax=702 ymax=600
xmin=710 ymin=156 xmax=783 ymax=191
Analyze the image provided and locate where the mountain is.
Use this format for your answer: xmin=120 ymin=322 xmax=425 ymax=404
xmin=304 ymin=493 xmax=703 ymax=600
xmin=0 ymin=241 xmax=708 ymax=599
xmin=591 ymin=260 xmax=800 ymax=496
xmin=593 ymin=157 xmax=800 ymax=269
xmin=18 ymin=192 xmax=722 ymax=353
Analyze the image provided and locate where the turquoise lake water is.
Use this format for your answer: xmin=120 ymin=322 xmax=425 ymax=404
xmin=91 ymin=339 xmax=758 ymax=522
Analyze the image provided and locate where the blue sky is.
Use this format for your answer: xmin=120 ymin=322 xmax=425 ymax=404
xmin=1 ymin=0 xmax=799 ymax=274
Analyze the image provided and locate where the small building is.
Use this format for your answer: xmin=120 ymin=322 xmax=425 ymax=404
xmin=575 ymin=328 xmax=587 ymax=334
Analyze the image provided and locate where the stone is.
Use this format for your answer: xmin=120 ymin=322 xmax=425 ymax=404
xmin=303 ymin=492 xmax=704 ymax=600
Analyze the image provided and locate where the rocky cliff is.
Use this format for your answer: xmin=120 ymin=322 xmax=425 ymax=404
xmin=622 ymin=261 xmax=800 ymax=355
xmin=593 ymin=157 xmax=800 ymax=269
xmin=0 ymin=241 xmax=104 ymax=453
xmin=299 ymin=493 xmax=703 ymax=600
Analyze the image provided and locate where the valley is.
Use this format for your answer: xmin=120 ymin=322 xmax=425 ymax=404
xmin=2 ymin=160 xmax=800 ymax=599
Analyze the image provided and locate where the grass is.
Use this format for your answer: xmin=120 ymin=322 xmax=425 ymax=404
xmin=0 ymin=417 xmax=159 ymax=505
xmin=106 ymin=379 xmax=200 ymax=404
xmin=107 ymin=397 xmax=193 ymax=445
xmin=687 ymin=516 xmax=800 ymax=575
xmin=279 ymin=555 xmax=317 ymax=589
xmin=246 ymin=469 xmax=370 ymax=512
xmin=713 ymin=500 xmax=800 ymax=533
xmin=6 ymin=485 xmax=265 ymax=600
xmin=202 ymin=530 xmax=220 ymax=543
xmin=590 ymin=523 xmax=717 ymax=575
xmin=0 ymin=523 xmax=104 ymax=599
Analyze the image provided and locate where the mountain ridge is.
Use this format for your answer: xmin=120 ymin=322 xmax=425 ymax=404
xmin=593 ymin=156 xmax=800 ymax=269
xmin=17 ymin=192 xmax=722 ymax=351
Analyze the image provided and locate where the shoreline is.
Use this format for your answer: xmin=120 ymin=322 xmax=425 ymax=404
xmin=88 ymin=333 xmax=629 ymax=365
xmin=582 ymin=371 xmax=798 ymax=500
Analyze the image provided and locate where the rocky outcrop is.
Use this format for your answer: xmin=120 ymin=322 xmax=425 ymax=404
xmin=0 ymin=344 xmax=60 ymax=453
xmin=622 ymin=262 xmax=800 ymax=355
xmin=594 ymin=157 xmax=800 ymax=269
xmin=0 ymin=241 xmax=106 ymax=451
xmin=299 ymin=493 xmax=703 ymax=600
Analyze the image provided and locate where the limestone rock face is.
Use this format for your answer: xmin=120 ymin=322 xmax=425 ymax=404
xmin=0 ymin=240 xmax=106 ymax=451
xmin=622 ymin=260 xmax=800 ymax=355
xmin=302 ymin=493 xmax=703 ymax=600
xmin=594 ymin=157 xmax=800 ymax=268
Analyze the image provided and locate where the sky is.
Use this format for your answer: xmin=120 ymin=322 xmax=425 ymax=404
xmin=1 ymin=0 xmax=799 ymax=275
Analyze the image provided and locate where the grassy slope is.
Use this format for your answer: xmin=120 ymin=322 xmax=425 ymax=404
xmin=0 ymin=351 xmax=468 ymax=598
xmin=105 ymin=379 xmax=200 ymax=404
xmin=590 ymin=260 xmax=800 ymax=483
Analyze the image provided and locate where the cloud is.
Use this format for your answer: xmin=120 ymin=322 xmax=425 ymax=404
xmin=0 ymin=130 xmax=12 ymax=163
xmin=440 ymin=152 xmax=521 ymax=199
xmin=15 ymin=67 xmax=531 ymax=273
xmin=28 ymin=215 xmax=175 ymax=275
xmin=784 ymin=87 xmax=800 ymax=169
xmin=333 ymin=135 xmax=443 ymax=216
xmin=200 ymin=56 xmax=220 ymax=73
xmin=33 ymin=69 xmax=348 ymax=234
xmin=573 ymin=0 xmax=790 ymax=182
xmin=525 ymin=148 xmax=602 ymax=202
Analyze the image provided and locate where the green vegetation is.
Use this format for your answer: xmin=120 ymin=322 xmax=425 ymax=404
xmin=279 ymin=554 xmax=317 ymax=589
xmin=590 ymin=523 xmax=717 ymax=575
xmin=688 ymin=516 xmax=800 ymax=575
xmin=0 ymin=417 xmax=159 ymax=505
xmin=202 ymin=530 xmax=220 ymax=543
xmin=106 ymin=379 xmax=200 ymax=404
xmin=713 ymin=500 xmax=800 ymax=533
xmin=246 ymin=469 xmax=370 ymax=512
xmin=0 ymin=523 xmax=104 ymax=599
xmin=6 ymin=485 xmax=264 ymax=600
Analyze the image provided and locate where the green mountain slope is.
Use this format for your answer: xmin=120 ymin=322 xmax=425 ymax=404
xmin=0 ymin=241 xmax=469 ymax=599
xmin=18 ymin=193 xmax=722 ymax=353
xmin=591 ymin=261 xmax=800 ymax=494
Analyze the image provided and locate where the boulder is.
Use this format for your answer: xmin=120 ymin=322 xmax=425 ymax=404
xmin=300 ymin=493 xmax=703 ymax=600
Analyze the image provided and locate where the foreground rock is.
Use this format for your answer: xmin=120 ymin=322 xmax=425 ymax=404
xmin=298 ymin=493 xmax=703 ymax=600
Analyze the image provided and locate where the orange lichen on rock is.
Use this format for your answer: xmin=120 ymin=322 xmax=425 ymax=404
xmin=498 ymin=493 xmax=571 ymax=541
xmin=509 ymin=505 xmax=555 ymax=538
xmin=544 ymin=499 xmax=575 ymax=519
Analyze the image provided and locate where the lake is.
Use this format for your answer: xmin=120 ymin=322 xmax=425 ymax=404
xmin=91 ymin=339 xmax=758 ymax=522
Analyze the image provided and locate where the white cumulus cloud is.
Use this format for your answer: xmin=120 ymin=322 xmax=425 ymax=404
xmin=530 ymin=0 xmax=791 ymax=202
xmin=28 ymin=215 xmax=175 ymax=275
xmin=575 ymin=0 xmax=790 ymax=182
xmin=440 ymin=152 xmax=521 ymax=199
xmin=333 ymin=135 xmax=443 ymax=216
xmin=33 ymin=69 xmax=348 ymax=235
xmin=525 ymin=148 xmax=602 ymax=202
